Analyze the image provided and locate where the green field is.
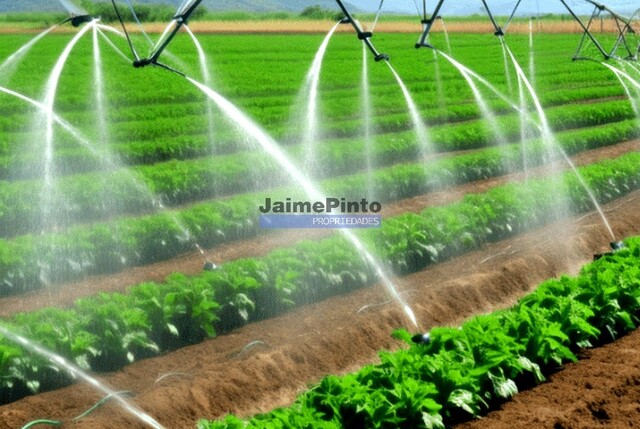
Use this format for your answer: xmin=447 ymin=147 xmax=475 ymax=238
xmin=0 ymin=32 xmax=635 ymax=293
xmin=1 ymin=28 xmax=639 ymax=418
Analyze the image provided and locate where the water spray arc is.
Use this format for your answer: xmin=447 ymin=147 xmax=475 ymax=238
xmin=57 ymin=0 xmax=93 ymax=27
xmin=0 ymin=1 xmax=96 ymax=79
xmin=0 ymin=326 xmax=165 ymax=429
xmin=98 ymin=0 xmax=418 ymax=327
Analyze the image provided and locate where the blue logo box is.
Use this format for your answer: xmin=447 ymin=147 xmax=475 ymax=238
xmin=259 ymin=214 xmax=382 ymax=229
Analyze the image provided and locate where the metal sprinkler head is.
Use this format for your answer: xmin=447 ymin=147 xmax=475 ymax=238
xmin=339 ymin=16 xmax=351 ymax=24
xmin=203 ymin=260 xmax=218 ymax=271
xmin=70 ymin=14 xmax=93 ymax=27
xmin=411 ymin=332 xmax=431 ymax=345
xmin=110 ymin=0 xmax=204 ymax=76
xmin=610 ymin=241 xmax=625 ymax=251
xmin=132 ymin=58 xmax=153 ymax=68
xmin=594 ymin=241 xmax=625 ymax=260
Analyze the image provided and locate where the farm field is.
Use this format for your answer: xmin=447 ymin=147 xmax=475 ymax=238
xmin=0 ymin=21 xmax=640 ymax=429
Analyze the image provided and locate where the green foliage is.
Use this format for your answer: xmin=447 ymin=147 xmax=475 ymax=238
xmin=200 ymin=236 xmax=640 ymax=428
xmin=1 ymin=32 xmax=640 ymax=409
xmin=0 ymin=33 xmax=637 ymax=296
xmin=2 ymin=153 xmax=640 ymax=405
xmin=299 ymin=6 xmax=341 ymax=20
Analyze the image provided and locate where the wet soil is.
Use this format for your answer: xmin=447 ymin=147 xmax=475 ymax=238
xmin=457 ymin=327 xmax=640 ymax=429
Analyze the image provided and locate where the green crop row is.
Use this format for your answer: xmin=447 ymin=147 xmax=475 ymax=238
xmin=0 ymin=33 xmax=625 ymax=139
xmin=0 ymin=117 xmax=637 ymax=294
xmin=0 ymin=78 xmax=625 ymax=168
xmin=0 ymin=98 xmax=635 ymax=239
xmin=1 ymin=152 xmax=639 ymax=405
xmin=199 ymin=236 xmax=640 ymax=429
xmin=0 ymin=32 xmax=616 ymax=116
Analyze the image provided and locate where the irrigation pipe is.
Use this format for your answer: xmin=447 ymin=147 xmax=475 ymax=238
xmin=234 ymin=340 xmax=270 ymax=359
xmin=155 ymin=372 xmax=193 ymax=384
xmin=20 ymin=391 xmax=132 ymax=429
xmin=357 ymin=289 xmax=418 ymax=314
xmin=575 ymin=195 xmax=639 ymax=224
xmin=479 ymin=248 xmax=517 ymax=265
xmin=20 ymin=420 xmax=61 ymax=429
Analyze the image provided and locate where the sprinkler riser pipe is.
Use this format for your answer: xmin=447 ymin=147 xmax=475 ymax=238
xmin=334 ymin=0 xmax=389 ymax=62
xmin=415 ymin=0 xmax=445 ymax=50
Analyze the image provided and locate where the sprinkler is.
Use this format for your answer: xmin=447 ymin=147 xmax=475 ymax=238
xmin=69 ymin=14 xmax=93 ymax=27
xmin=334 ymin=0 xmax=389 ymax=62
xmin=611 ymin=241 xmax=625 ymax=251
xmin=203 ymin=260 xmax=218 ymax=271
xmin=411 ymin=332 xmax=431 ymax=345
xmin=594 ymin=241 xmax=626 ymax=260
xmin=110 ymin=0 xmax=203 ymax=75
xmin=415 ymin=0 xmax=445 ymax=49
xmin=415 ymin=0 xmax=522 ymax=50
xmin=56 ymin=0 xmax=93 ymax=27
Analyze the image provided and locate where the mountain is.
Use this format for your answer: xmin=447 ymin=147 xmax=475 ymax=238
xmin=344 ymin=0 xmax=637 ymax=16
xmin=1 ymin=0 xmax=637 ymax=16
xmin=0 ymin=0 xmax=350 ymax=14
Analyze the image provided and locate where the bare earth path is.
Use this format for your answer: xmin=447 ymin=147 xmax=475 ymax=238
xmin=457 ymin=327 xmax=640 ymax=429
xmin=0 ymin=178 xmax=639 ymax=428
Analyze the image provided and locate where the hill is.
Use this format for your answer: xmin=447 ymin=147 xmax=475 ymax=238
xmin=0 ymin=0 xmax=348 ymax=14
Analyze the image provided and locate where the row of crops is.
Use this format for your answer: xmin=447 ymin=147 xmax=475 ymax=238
xmin=0 ymin=94 xmax=632 ymax=185
xmin=198 ymin=235 xmax=640 ymax=429
xmin=1 ymin=151 xmax=639 ymax=404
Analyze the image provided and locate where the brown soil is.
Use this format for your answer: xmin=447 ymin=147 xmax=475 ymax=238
xmin=457 ymin=327 xmax=640 ymax=429
xmin=0 ymin=143 xmax=639 ymax=428
xmin=2 ymin=138 xmax=637 ymax=318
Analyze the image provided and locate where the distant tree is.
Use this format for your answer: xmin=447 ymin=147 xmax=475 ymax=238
xmin=80 ymin=1 xmax=187 ymax=23
xmin=300 ymin=5 xmax=339 ymax=20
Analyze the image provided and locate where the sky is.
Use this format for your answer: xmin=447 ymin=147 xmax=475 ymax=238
xmin=348 ymin=0 xmax=639 ymax=16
